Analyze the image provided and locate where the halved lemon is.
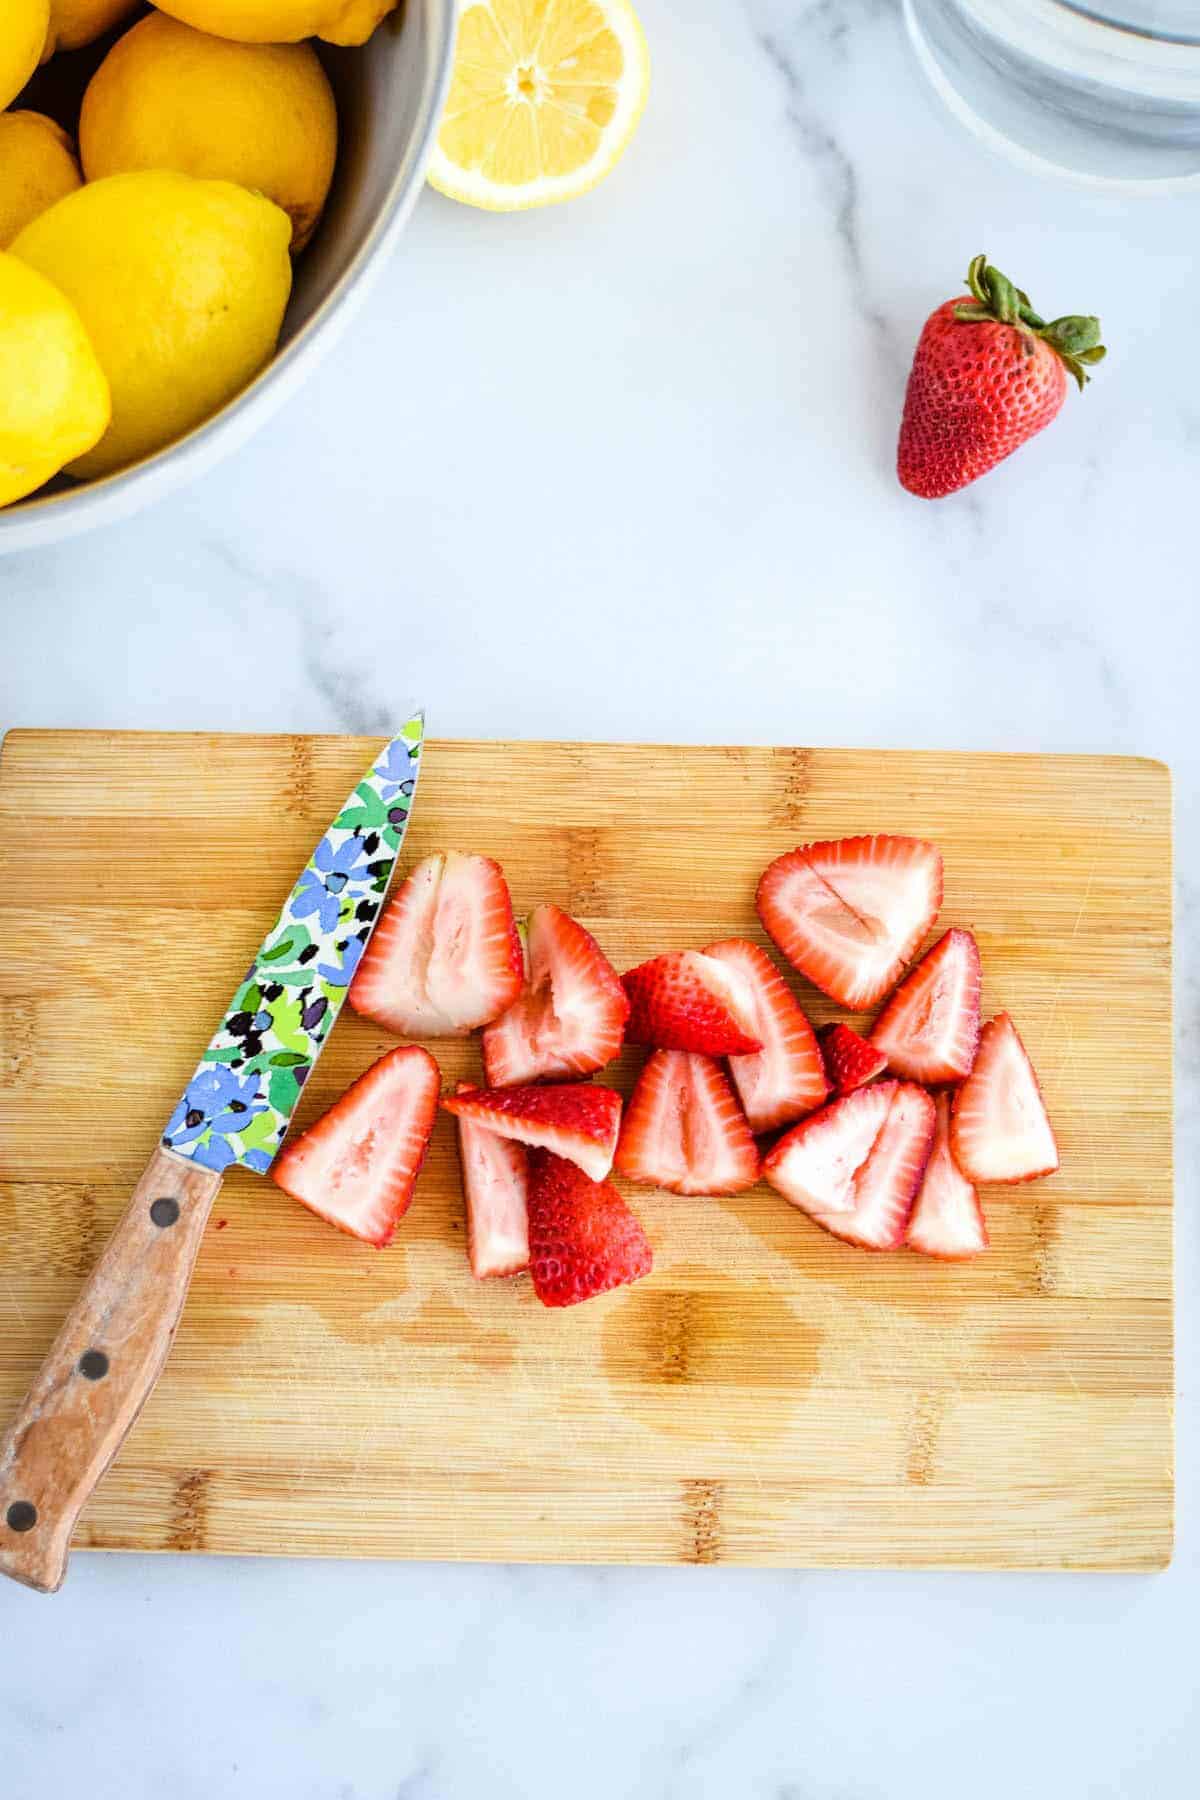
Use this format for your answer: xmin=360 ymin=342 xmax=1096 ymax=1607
xmin=428 ymin=0 xmax=649 ymax=211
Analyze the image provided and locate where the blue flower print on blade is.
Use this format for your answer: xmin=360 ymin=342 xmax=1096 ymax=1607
xmin=290 ymin=834 xmax=368 ymax=933
xmin=162 ymin=1066 xmax=267 ymax=1151
xmin=376 ymin=736 xmax=417 ymax=804
xmin=317 ymin=932 xmax=366 ymax=988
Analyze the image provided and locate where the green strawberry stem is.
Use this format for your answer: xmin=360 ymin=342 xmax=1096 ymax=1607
xmin=953 ymin=253 xmax=1106 ymax=392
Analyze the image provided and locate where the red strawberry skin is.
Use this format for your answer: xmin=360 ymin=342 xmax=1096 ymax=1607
xmin=621 ymin=951 xmax=763 ymax=1055
xmin=527 ymin=1148 xmax=652 ymax=1307
xmin=615 ymin=1050 xmax=760 ymax=1197
xmin=482 ymin=903 xmax=629 ymax=1086
xmin=869 ymin=927 xmax=981 ymax=1086
xmin=441 ymin=1081 xmax=621 ymax=1182
xmin=272 ymin=1045 xmax=440 ymax=1247
xmin=898 ymin=299 xmax=1066 ymax=500
xmin=819 ymin=1022 xmax=888 ymax=1096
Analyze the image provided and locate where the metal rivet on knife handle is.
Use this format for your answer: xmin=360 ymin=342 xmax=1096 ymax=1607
xmin=150 ymin=1197 xmax=180 ymax=1228
xmin=77 ymin=1352 xmax=109 ymax=1381
xmin=5 ymin=1502 xmax=37 ymax=1533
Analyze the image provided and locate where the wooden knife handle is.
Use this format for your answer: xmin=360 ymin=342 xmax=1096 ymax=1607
xmin=0 ymin=1145 xmax=222 ymax=1593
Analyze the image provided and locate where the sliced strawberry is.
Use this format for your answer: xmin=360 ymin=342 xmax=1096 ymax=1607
xmin=453 ymin=1082 xmax=530 ymax=1278
xmin=482 ymin=903 xmax=629 ymax=1086
xmin=526 ymin=1148 xmax=652 ymax=1307
xmin=621 ymin=949 xmax=762 ymax=1054
xmin=950 ymin=1012 xmax=1059 ymax=1183
xmin=757 ymin=835 xmax=943 ymax=1010
xmin=271 ymin=1045 xmax=440 ymax=1247
xmin=703 ymin=937 xmax=827 ymax=1131
xmin=818 ymin=1021 xmax=888 ymax=1096
xmin=870 ymin=927 xmax=981 ymax=1085
xmin=440 ymin=1081 xmax=621 ymax=1183
xmin=615 ymin=1050 xmax=760 ymax=1196
xmin=907 ymin=1092 xmax=988 ymax=1259
xmin=762 ymin=1082 xmax=895 ymax=1216
xmin=348 ymin=851 xmax=524 ymax=1037
xmin=814 ymin=1082 xmax=936 ymax=1250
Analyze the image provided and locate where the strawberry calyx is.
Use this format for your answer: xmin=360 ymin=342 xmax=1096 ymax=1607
xmin=953 ymin=253 xmax=1106 ymax=392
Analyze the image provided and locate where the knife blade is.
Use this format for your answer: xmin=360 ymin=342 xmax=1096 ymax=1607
xmin=165 ymin=713 xmax=424 ymax=1176
xmin=0 ymin=716 xmax=425 ymax=1594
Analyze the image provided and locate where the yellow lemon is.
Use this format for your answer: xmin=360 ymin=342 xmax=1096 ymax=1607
xmin=429 ymin=0 xmax=649 ymax=210
xmin=81 ymin=13 xmax=337 ymax=251
xmin=153 ymin=0 xmax=396 ymax=47
xmin=42 ymin=0 xmax=139 ymax=57
xmin=2 ymin=0 xmax=49 ymax=111
xmin=0 ymin=112 xmax=82 ymax=250
xmin=12 ymin=171 xmax=292 ymax=480
xmin=0 ymin=250 xmax=109 ymax=507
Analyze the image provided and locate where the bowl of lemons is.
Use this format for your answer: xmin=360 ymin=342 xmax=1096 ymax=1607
xmin=0 ymin=1 xmax=454 ymax=550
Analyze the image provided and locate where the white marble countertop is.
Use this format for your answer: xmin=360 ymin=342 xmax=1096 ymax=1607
xmin=1 ymin=1 xmax=1195 ymax=1794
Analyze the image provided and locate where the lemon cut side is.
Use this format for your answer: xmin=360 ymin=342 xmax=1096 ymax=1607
xmin=429 ymin=0 xmax=649 ymax=211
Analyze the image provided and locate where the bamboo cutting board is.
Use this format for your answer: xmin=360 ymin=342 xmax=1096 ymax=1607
xmin=0 ymin=732 xmax=1174 ymax=1570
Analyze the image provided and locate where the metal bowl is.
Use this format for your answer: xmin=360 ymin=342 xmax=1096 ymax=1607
xmin=0 ymin=2 xmax=455 ymax=555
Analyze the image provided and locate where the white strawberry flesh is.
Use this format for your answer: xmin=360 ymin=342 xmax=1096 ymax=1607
xmin=483 ymin=903 xmax=627 ymax=1085
xmin=271 ymin=1045 xmax=440 ymax=1247
xmin=757 ymin=836 xmax=943 ymax=1010
xmin=950 ymin=1012 xmax=1058 ymax=1184
xmin=456 ymin=1102 xmax=531 ymax=1279
xmin=704 ymin=937 xmax=828 ymax=1132
xmin=763 ymin=1083 xmax=893 ymax=1215
xmin=614 ymin=1049 xmax=759 ymax=1196
xmin=349 ymin=851 xmax=522 ymax=1037
xmin=907 ymin=1091 xmax=988 ymax=1258
xmin=813 ymin=1082 xmax=935 ymax=1249
xmin=870 ymin=928 xmax=980 ymax=1085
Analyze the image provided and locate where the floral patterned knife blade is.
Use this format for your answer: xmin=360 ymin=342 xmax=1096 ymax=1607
xmin=166 ymin=716 xmax=423 ymax=1177
xmin=0 ymin=717 xmax=425 ymax=1594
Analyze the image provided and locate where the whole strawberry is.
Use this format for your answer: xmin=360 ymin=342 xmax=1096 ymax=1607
xmin=898 ymin=254 xmax=1105 ymax=499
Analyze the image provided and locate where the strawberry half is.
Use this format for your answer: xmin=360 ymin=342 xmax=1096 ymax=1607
xmin=869 ymin=927 xmax=981 ymax=1085
xmin=764 ymin=1080 xmax=935 ymax=1249
xmin=950 ymin=1012 xmax=1059 ymax=1184
xmin=482 ymin=903 xmax=629 ymax=1086
xmin=271 ymin=1045 xmax=440 ymax=1247
xmin=763 ymin=1081 xmax=894 ymax=1216
xmin=453 ymin=1083 xmax=530 ymax=1279
xmin=615 ymin=1050 xmax=760 ymax=1196
xmin=441 ymin=1081 xmax=621 ymax=1183
xmin=348 ymin=851 xmax=523 ymax=1037
xmin=818 ymin=1022 xmax=888 ymax=1096
xmin=907 ymin=1091 xmax=988 ymax=1259
xmin=527 ymin=1148 xmax=652 ymax=1307
xmin=757 ymin=835 xmax=943 ymax=1010
xmin=704 ymin=937 xmax=828 ymax=1131
xmin=621 ymin=950 xmax=763 ymax=1055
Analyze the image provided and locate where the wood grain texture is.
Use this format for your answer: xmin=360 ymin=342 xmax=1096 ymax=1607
xmin=0 ymin=732 xmax=1174 ymax=1571
xmin=0 ymin=1146 xmax=221 ymax=1591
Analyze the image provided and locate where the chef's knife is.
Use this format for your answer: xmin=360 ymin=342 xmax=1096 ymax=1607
xmin=0 ymin=717 xmax=425 ymax=1593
